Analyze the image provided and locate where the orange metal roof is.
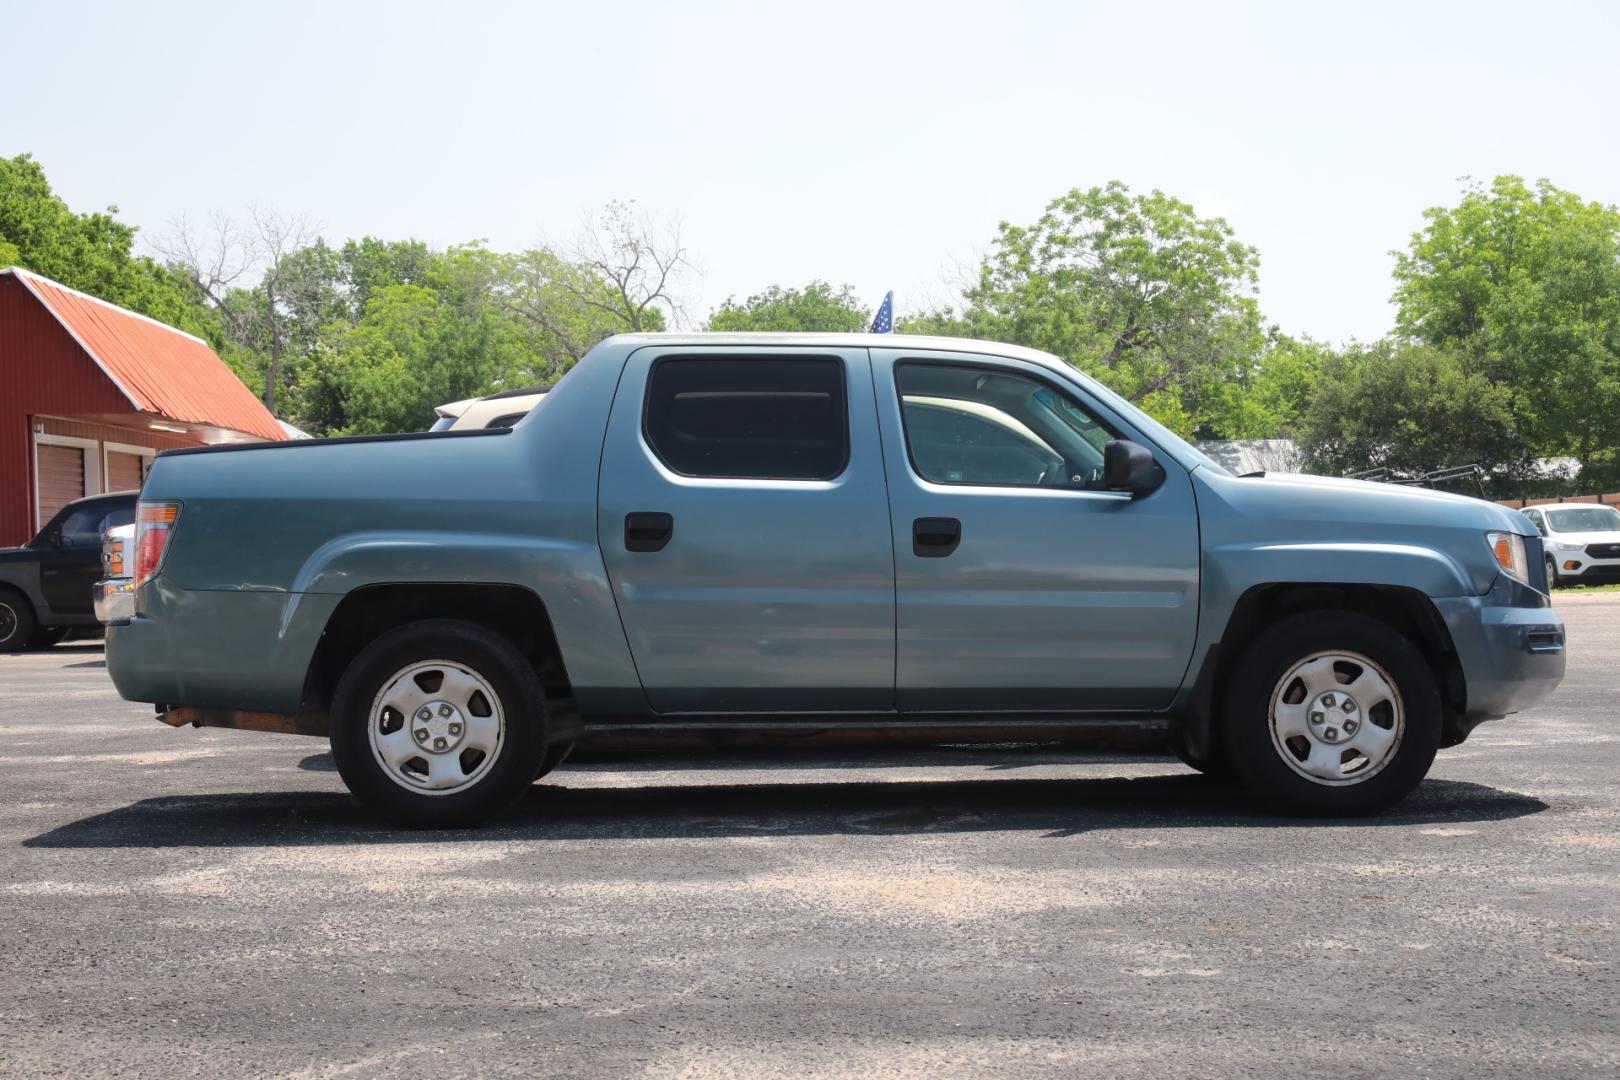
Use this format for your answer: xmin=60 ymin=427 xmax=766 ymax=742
xmin=6 ymin=268 xmax=286 ymax=442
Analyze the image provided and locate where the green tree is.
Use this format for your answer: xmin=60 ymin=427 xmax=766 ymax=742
xmin=707 ymin=281 xmax=871 ymax=332
xmin=0 ymin=154 xmax=216 ymax=340
xmin=958 ymin=182 xmax=1266 ymax=437
xmin=492 ymin=245 xmax=658 ymax=372
xmin=1299 ymin=341 xmax=1524 ymax=478
xmin=299 ymin=282 xmax=534 ymax=436
xmin=895 ymin=307 xmax=973 ymax=337
xmin=1393 ymin=176 xmax=1620 ymax=472
xmin=1201 ymin=332 xmax=1327 ymax=441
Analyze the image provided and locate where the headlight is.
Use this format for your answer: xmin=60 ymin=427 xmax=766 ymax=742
xmin=1554 ymin=542 xmax=1585 ymax=552
xmin=1486 ymin=531 xmax=1529 ymax=581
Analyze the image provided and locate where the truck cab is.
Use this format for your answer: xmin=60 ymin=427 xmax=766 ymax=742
xmin=106 ymin=334 xmax=1565 ymax=825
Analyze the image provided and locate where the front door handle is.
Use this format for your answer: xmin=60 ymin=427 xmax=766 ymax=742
xmin=913 ymin=516 xmax=961 ymax=557
xmin=624 ymin=512 xmax=674 ymax=552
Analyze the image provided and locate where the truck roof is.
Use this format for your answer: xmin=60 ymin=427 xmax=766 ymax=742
xmin=601 ymin=332 xmax=1072 ymax=374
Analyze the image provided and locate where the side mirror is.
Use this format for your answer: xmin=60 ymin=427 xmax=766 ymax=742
xmin=1104 ymin=440 xmax=1162 ymax=496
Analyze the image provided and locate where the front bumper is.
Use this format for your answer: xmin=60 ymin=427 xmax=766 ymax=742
xmin=1550 ymin=552 xmax=1620 ymax=583
xmin=1432 ymin=573 xmax=1565 ymax=723
xmin=93 ymin=578 xmax=135 ymax=623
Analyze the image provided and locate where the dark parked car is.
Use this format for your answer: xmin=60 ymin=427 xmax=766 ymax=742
xmin=0 ymin=491 xmax=137 ymax=651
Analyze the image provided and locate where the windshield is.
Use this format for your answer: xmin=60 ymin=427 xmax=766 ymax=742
xmin=1545 ymin=506 xmax=1620 ymax=533
xmin=1064 ymin=365 xmax=1231 ymax=476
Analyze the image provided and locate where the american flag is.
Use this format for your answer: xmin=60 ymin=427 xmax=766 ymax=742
xmin=870 ymin=291 xmax=894 ymax=333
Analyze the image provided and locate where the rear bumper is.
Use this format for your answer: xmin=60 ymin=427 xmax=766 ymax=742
xmin=1433 ymin=574 xmax=1565 ymax=721
xmin=106 ymin=578 xmax=339 ymax=714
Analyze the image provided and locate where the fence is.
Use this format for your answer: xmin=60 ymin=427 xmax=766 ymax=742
xmin=1496 ymin=492 xmax=1620 ymax=509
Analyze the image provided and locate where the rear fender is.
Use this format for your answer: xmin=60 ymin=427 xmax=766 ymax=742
xmin=291 ymin=530 xmax=643 ymax=713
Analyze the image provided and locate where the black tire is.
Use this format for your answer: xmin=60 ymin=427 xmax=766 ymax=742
xmin=1169 ymin=733 xmax=1235 ymax=780
xmin=26 ymin=626 xmax=70 ymax=650
xmin=329 ymin=619 xmax=548 ymax=826
xmin=1544 ymin=555 xmax=1561 ymax=590
xmin=1221 ymin=610 xmax=1441 ymax=816
xmin=0 ymin=589 xmax=37 ymax=653
xmin=535 ymin=740 xmax=574 ymax=781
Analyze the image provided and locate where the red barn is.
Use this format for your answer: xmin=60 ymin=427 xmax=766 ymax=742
xmin=0 ymin=267 xmax=285 ymax=546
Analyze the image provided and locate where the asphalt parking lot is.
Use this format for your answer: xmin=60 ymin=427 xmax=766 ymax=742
xmin=1 ymin=597 xmax=1616 ymax=1079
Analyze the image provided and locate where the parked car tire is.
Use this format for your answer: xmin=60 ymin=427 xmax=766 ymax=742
xmin=25 ymin=626 xmax=69 ymax=650
xmin=1544 ymin=554 xmax=1562 ymax=590
xmin=1222 ymin=611 xmax=1441 ymax=816
xmin=329 ymin=619 xmax=549 ymax=826
xmin=0 ymin=589 xmax=38 ymax=653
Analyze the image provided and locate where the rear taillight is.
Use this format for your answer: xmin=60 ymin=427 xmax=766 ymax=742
xmin=134 ymin=501 xmax=181 ymax=586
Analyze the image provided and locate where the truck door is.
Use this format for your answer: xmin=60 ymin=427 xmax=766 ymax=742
xmin=597 ymin=346 xmax=896 ymax=714
xmin=38 ymin=502 xmax=111 ymax=617
xmin=871 ymin=348 xmax=1200 ymax=713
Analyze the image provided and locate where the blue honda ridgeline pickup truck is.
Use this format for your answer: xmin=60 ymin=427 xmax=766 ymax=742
xmin=107 ymin=334 xmax=1566 ymax=825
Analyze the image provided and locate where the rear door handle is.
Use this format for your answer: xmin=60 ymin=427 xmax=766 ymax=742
xmin=624 ymin=512 xmax=674 ymax=552
xmin=913 ymin=516 xmax=961 ymax=557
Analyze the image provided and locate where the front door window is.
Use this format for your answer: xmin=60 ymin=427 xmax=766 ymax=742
xmin=896 ymin=362 xmax=1115 ymax=489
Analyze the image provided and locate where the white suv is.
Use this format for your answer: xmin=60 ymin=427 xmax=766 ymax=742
xmin=1520 ymin=504 xmax=1620 ymax=587
xmin=429 ymin=386 xmax=546 ymax=432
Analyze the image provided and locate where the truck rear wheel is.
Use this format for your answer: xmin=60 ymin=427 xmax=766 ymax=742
xmin=329 ymin=619 xmax=548 ymax=826
xmin=1222 ymin=611 xmax=1441 ymax=815
xmin=0 ymin=589 xmax=37 ymax=653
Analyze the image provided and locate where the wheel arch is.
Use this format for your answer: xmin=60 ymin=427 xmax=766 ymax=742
xmin=1181 ymin=582 xmax=1469 ymax=764
xmin=303 ymin=583 xmax=578 ymax=735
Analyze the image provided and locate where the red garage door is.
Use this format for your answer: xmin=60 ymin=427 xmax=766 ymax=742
xmin=37 ymin=443 xmax=85 ymax=527
xmin=106 ymin=450 xmax=146 ymax=493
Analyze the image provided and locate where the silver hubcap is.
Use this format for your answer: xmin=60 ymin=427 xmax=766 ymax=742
xmin=0 ymin=602 xmax=16 ymax=643
xmin=1269 ymin=650 xmax=1403 ymax=786
xmin=367 ymin=660 xmax=504 ymax=796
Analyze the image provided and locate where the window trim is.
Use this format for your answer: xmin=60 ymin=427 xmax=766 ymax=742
xmin=892 ymin=358 xmax=1125 ymax=492
xmin=640 ymin=353 xmax=852 ymax=482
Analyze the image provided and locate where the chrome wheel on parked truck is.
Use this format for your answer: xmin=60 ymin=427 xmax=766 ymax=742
xmin=1224 ymin=611 xmax=1441 ymax=815
xmin=329 ymin=620 xmax=548 ymax=826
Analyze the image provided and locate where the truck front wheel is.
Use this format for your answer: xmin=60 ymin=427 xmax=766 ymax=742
xmin=1222 ymin=611 xmax=1441 ymax=815
xmin=329 ymin=619 xmax=548 ymax=826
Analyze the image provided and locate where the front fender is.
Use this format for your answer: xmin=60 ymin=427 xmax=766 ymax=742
xmin=1205 ymin=540 xmax=1476 ymax=603
xmin=1169 ymin=539 xmax=1477 ymax=763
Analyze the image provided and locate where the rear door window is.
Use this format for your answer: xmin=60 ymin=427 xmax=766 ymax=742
xmin=643 ymin=356 xmax=848 ymax=480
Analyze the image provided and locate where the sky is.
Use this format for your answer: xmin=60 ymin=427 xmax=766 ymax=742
xmin=6 ymin=0 xmax=1619 ymax=344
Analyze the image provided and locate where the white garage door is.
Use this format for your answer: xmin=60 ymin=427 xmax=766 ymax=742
xmin=106 ymin=450 xmax=147 ymax=493
xmin=37 ymin=443 xmax=86 ymax=527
